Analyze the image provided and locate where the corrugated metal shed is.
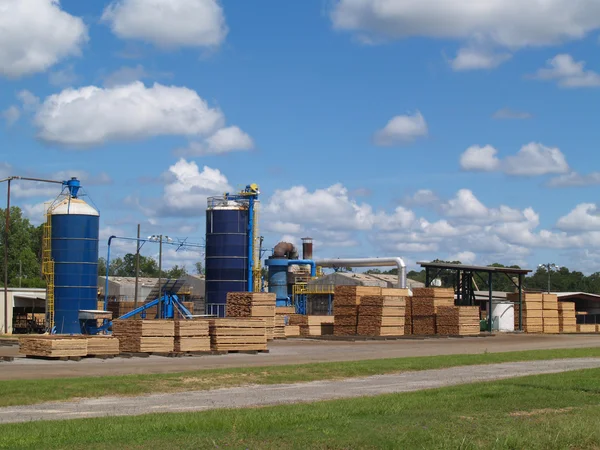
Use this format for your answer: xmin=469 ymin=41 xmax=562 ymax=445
xmin=308 ymin=272 xmax=423 ymax=289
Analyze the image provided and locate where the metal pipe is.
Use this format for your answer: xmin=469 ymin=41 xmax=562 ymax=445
xmin=134 ymin=224 xmax=140 ymax=309
xmin=104 ymin=236 xmax=115 ymax=311
xmin=3 ymin=179 xmax=9 ymax=334
xmin=247 ymin=198 xmax=254 ymax=292
xmin=158 ymin=235 xmax=162 ymax=318
xmin=314 ymin=257 xmax=408 ymax=289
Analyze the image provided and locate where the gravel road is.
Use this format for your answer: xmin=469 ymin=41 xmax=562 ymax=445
xmin=1 ymin=357 xmax=599 ymax=424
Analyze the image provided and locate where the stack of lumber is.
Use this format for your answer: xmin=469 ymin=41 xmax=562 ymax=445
xmin=19 ymin=335 xmax=88 ymax=357
xmin=577 ymin=324 xmax=596 ymax=333
xmin=299 ymin=316 xmax=334 ymax=336
xmin=405 ymin=295 xmax=413 ymax=335
xmin=86 ymin=336 xmax=119 ymax=355
xmin=542 ymin=293 xmax=560 ymax=334
xmin=226 ymin=292 xmax=276 ymax=341
xmin=174 ymin=319 xmax=210 ymax=352
xmin=285 ymin=325 xmax=301 ymax=337
xmin=276 ymin=306 xmax=296 ymax=316
xmin=558 ymin=301 xmax=577 ymax=333
xmin=357 ymin=290 xmax=407 ymax=336
xmin=436 ymin=306 xmax=480 ymax=336
xmin=209 ymin=318 xmax=267 ymax=351
xmin=411 ymin=288 xmax=454 ymax=335
xmin=112 ymin=319 xmax=174 ymax=353
xmin=333 ymin=286 xmax=381 ymax=336
xmin=509 ymin=293 xmax=543 ymax=333
xmin=274 ymin=315 xmax=286 ymax=339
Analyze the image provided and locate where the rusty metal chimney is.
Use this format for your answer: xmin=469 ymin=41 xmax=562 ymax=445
xmin=301 ymin=237 xmax=313 ymax=260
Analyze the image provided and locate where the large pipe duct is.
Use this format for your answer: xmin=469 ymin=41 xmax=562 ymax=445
xmin=301 ymin=237 xmax=313 ymax=260
xmin=273 ymin=242 xmax=299 ymax=259
xmin=314 ymin=257 xmax=407 ymax=289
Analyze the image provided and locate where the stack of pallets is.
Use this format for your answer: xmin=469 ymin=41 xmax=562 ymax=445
xmin=19 ymin=336 xmax=88 ymax=358
xmin=226 ymin=292 xmax=276 ymax=340
xmin=411 ymin=288 xmax=454 ymax=335
xmin=436 ymin=306 xmax=480 ymax=336
xmin=558 ymin=301 xmax=577 ymax=333
xmin=542 ymin=293 xmax=560 ymax=334
xmin=274 ymin=315 xmax=286 ymax=339
xmin=333 ymin=286 xmax=381 ymax=336
xmin=112 ymin=319 xmax=175 ymax=353
xmin=510 ymin=293 xmax=543 ymax=333
xmin=405 ymin=295 xmax=413 ymax=335
xmin=209 ymin=318 xmax=268 ymax=352
xmin=174 ymin=319 xmax=210 ymax=352
xmin=357 ymin=290 xmax=406 ymax=336
xmin=86 ymin=336 xmax=120 ymax=356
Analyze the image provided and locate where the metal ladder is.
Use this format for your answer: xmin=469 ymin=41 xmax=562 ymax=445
xmin=41 ymin=208 xmax=55 ymax=332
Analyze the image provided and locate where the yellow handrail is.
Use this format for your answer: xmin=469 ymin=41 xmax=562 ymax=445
xmin=41 ymin=205 xmax=54 ymax=331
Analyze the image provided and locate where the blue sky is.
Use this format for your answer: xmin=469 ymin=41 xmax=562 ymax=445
xmin=2 ymin=0 xmax=600 ymax=273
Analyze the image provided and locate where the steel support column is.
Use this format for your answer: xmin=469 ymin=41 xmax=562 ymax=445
xmin=488 ymin=271 xmax=493 ymax=332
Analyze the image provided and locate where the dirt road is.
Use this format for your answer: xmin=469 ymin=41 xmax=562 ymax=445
xmin=0 ymin=333 xmax=598 ymax=381
xmin=1 ymin=357 xmax=599 ymax=424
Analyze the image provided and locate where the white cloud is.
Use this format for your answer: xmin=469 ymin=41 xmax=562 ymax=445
xmin=547 ymin=171 xmax=600 ymax=187
xmin=33 ymin=81 xmax=225 ymax=147
xmin=103 ymin=64 xmax=148 ymax=87
xmin=17 ymin=90 xmax=40 ymax=112
xmin=176 ymin=126 xmax=254 ymax=156
xmin=443 ymin=189 xmax=489 ymax=220
xmin=102 ymin=0 xmax=227 ymax=49
xmin=504 ymin=143 xmax=569 ymax=176
xmin=374 ymin=111 xmax=427 ymax=146
xmin=460 ymin=145 xmax=500 ymax=171
xmin=22 ymin=201 xmax=51 ymax=225
xmin=400 ymin=189 xmax=440 ymax=207
xmin=492 ymin=108 xmax=532 ymax=120
xmin=264 ymin=221 xmax=304 ymax=234
xmin=158 ymin=158 xmax=232 ymax=217
xmin=451 ymin=47 xmax=511 ymax=71
xmin=2 ymin=106 xmax=20 ymax=127
xmin=0 ymin=0 xmax=87 ymax=78
xmin=460 ymin=142 xmax=570 ymax=176
xmin=556 ymin=204 xmax=600 ymax=231
xmin=331 ymin=0 xmax=600 ymax=69
xmin=533 ymin=54 xmax=600 ymax=88
xmin=49 ymin=64 xmax=78 ymax=87
xmin=449 ymin=251 xmax=477 ymax=265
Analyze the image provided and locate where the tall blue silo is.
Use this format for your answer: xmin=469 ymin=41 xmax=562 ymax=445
xmin=205 ymin=198 xmax=249 ymax=317
xmin=50 ymin=179 xmax=99 ymax=334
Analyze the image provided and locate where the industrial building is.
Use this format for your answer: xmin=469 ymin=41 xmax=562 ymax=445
xmin=0 ymin=288 xmax=46 ymax=334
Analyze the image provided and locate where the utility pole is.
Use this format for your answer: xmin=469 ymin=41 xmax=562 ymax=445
xmin=18 ymin=260 xmax=21 ymax=288
xmin=539 ymin=263 xmax=559 ymax=293
xmin=3 ymin=178 xmax=10 ymax=334
xmin=158 ymin=235 xmax=162 ymax=318
xmin=134 ymin=224 xmax=140 ymax=308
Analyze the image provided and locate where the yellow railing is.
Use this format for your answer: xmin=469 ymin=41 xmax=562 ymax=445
xmin=252 ymin=201 xmax=261 ymax=292
xmin=41 ymin=206 xmax=54 ymax=331
xmin=292 ymin=283 xmax=335 ymax=295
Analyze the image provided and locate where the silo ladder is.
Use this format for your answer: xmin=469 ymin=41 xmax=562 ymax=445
xmin=41 ymin=210 xmax=55 ymax=332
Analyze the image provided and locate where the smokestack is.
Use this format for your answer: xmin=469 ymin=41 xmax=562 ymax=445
xmin=302 ymin=237 xmax=313 ymax=260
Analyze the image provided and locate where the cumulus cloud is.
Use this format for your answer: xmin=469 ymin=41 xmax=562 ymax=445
xmin=460 ymin=142 xmax=570 ymax=176
xmin=0 ymin=0 xmax=87 ymax=78
xmin=400 ymin=189 xmax=440 ymax=207
xmin=2 ymin=106 xmax=20 ymax=127
xmin=492 ymin=108 xmax=532 ymax=120
xmin=331 ymin=0 xmax=600 ymax=69
xmin=374 ymin=111 xmax=428 ymax=146
xmin=547 ymin=171 xmax=600 ymax=188
xmin=32 ymin=81 xmax=226 ymax=147
xmin=556 ymin=204 xmax=600 ymax=231
xmin=102 ymin=0 xmax=227 ymax=49
xmin=176 ymin=126 xmax=254 ymax=156
xmin=102 ymin=64 xmax=148 ymax=87
xmin=460 ymin=145 xmax=500 ymax=171
xmin=451 ymin=48 xmax=511 ymax=71
xmin=157 ymin=158 xmax=232 ymax=217
xmin=533 ymin=54 xmax=600 ymax=88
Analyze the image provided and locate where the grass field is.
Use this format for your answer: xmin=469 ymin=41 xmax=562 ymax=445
xmin=2 ymin=347 xmax=600 ymax=407
xmin=2 ymin=367 xmax=600 ymax=449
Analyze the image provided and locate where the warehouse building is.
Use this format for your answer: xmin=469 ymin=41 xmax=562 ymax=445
xmin=0 ymin=288 xmax=46 ymax=334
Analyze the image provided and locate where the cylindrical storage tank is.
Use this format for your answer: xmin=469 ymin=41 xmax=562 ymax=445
xmin=205 ymin=199 xmax=248 ymax=317
xmin=51 ymin=198 xmax=99 ymax=334
xmin=492 ymin=301 xmax=515 ymax=332
xmin=265 ymin=258 xmax=289 ymax=307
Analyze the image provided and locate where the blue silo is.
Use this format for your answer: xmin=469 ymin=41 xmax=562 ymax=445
xmin=205 ymin=199 xmax=249 ymax=317
xmin=265 ymin=258 xmax=290 ymax=307
xmin=50 ymin=179 xmax=99 ymax=334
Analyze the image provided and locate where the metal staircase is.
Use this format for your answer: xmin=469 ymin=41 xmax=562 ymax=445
xmin=41 ymin=207 xmax=55 ymax=332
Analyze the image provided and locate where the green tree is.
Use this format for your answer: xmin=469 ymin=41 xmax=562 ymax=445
xmin=166 ymin=265 xmax=187 ymax=279
xmin=194 ymin=261 xmax=204 ymax=275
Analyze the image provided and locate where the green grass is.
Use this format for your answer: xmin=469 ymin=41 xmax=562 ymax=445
xmin=3 ymin=368 xmax=600 ymax=449
xmin=3 ymin=347 xmax=600 ymax=408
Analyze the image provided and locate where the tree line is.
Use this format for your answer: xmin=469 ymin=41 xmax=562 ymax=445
xmin=0 ymin=206 xmax=204 ymax=288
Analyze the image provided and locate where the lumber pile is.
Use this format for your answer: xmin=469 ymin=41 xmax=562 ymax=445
xmin=357 ymin=292 xmax=406 ymax=336
xmin=333 ymin=286 xmax=381 ymax=336
xmin=209 ymin=318 xmax=268 ymax=351
xmin=276 ymin=306 xmax=296 ymax=315
xmin=558 ymin=301 xmax=577 ymax=333
xmin=411 ymin=288 xmax=454 ymax=336
xmin=19 ymin=335 xmax=88 ymax=357
xmin=436 ymin=306 xmax=480 ymax=336
xmin=299 ymin=316 xmax=334 ymax=336
xmin=285 ymin=325 xmax=301 ymax=337
xmin=174 ymin=319 xmax=210 ymax=352
xmin=86 ymin=336 xmax=119 ymax=355
xmin=509 ymin=293 xmax=543 ymax=333
xmin=226 ymin=292 xmax=276 ymax=340
xmin=405 ymin=295 xmax=412 ymax=335
xmin=542 ymin=293 xmax=560 ymax=334
xmin=112 ymin=319 xmax=174 ymax=353
xmin=577 ymin=324 xmax=596 ymax=333
xmin=274 ymin=315 xmax=286 ymax=339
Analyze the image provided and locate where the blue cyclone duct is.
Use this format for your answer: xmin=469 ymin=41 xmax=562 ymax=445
xmin=265 ymin=259 xmax=289 ymax=307
xmin=51 ymin=179 xmax=99 ymax=334
xmin=205 ymin=199 xmax=249 ymax=317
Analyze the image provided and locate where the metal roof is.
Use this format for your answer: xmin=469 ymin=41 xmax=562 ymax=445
xmin=417 ymin=261 xmax=532 ymax=275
